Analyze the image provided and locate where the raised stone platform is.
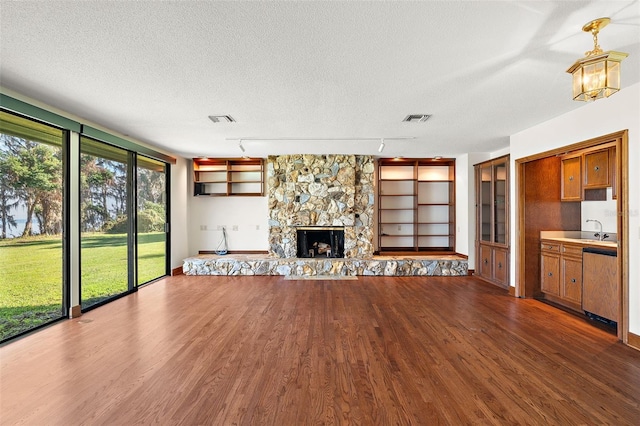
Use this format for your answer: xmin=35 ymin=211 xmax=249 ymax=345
xmin=183 ymin=254 xmax=468 ymax=277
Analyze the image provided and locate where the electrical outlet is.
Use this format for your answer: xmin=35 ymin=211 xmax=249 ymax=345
xmin=397 ymin=225 xmax=401 ymax=231
xmin=200 ymin=225 xmax=207 ymax=231
xmin=256 ymin=225 xmax=260 ymax=230
xmin=232 ymin=225 xmax=239 ymax=231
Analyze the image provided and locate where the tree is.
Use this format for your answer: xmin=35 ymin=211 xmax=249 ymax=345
xmin=0 ymin=151 xmax=19 ymax=239
xmin=1 ymin=136 xmax=62 ymax=237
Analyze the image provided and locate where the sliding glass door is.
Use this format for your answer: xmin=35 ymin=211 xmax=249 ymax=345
xmin=80 ymin=137 xmax=130 ymax=309
xmin=137 ymin=155 xmax=168 ymax=285
xmin=0 ymin=111 xmax=66 ymax=341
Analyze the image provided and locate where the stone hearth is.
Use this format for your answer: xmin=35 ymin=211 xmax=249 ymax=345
xmin=183 ymin=254 xmax=468 ymax=277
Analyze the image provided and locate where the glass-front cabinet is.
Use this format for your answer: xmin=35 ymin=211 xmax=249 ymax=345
xmin=475 ymin=156 xmax=510 ymax=288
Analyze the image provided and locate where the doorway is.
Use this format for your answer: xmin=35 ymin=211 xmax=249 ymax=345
xmin=515 ymin=130 xmax=629 ymax=341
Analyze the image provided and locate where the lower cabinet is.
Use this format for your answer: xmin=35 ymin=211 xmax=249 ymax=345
xmin=476 ymin=243 xmax=509 ymax=288
xmin=560 ymin=246 xmax=583 ymax=305
xmin=540 ymin=240 xmax=583 ymax=311
xmin=540 ymin=240 xmax=560 ymax=295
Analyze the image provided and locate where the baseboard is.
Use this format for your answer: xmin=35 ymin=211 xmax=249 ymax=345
xmin=508 ymin=286 xmax=516 ymax=297
xmin=467 ymin=269 xmax=474 ymax=276
xmin=628 ymin=331 xmax=640 ymax=351
xmin=198 ymin=250 xmax=269 ymax=255
xmin=171 ymin=266 xmax=184 ymax=276
xmin=69 ymin=305 xmax=82 ymax=318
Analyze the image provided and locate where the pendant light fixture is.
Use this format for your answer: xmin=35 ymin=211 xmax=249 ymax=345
xmin=566 ymin=17 xmax=628 ymax=102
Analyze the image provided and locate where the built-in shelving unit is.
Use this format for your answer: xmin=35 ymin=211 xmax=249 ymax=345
xmin=378 ymin=158 xmax=455 ymax=253
xmin=475 ymin=155 xmax=509 ymax=288
xmin=193 ymin=158 xmax=264 ymax=196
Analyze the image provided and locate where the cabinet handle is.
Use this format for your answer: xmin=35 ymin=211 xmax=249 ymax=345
xmin=569 ymin=176 xmax=573 ymax=181
xmin=594 ymin=166 xmax=600 ymax=171
xmin=548 ymin=272 xmax=553 ymax=276
xmin=498 ymin=262 xmax=502 ymax=269
xmin=571 ymin=278 xmax=576 ymax=283
xmin=484 ymin=258 xmax=489 ymax=264
xmin=547 ymin=245 xmax=553 ymax=249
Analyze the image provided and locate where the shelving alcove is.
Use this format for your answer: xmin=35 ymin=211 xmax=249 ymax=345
xmin=474 ymin=155 xmax=509 ymax=288
xmin=193 ymin=158 xmax=264 ymax=196
xmin=377 ymin=158 xmax=455 ymax=253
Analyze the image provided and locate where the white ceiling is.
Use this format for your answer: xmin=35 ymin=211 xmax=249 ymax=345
xmin=1 ymin=1 xmax=639 ymax=159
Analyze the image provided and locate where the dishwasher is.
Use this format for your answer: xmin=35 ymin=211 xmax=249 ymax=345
xmin=582 ymin=247 xmax=618 ymax=324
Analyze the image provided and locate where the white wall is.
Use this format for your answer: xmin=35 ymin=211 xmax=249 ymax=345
xmin=510 ymin=82 xmax=640 ymax=335
xmin=187 ymin=195 xmax=269 ymax=255
xmin=170 ymin=157 xmax=190 ymax=269
xmin=581 ymin=188 xmax=617 ymax=236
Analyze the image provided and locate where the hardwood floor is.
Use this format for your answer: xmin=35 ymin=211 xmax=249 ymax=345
xmin=1 ymin=275 xmax=639 ymax=425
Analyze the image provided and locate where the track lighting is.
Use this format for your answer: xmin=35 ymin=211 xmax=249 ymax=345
xmin=239 ymin=139 xmax=245 ymax=153
xmin=378 ymin=138 xmax=385 ymax=153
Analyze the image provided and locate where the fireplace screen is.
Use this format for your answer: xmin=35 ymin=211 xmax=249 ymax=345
xmin=296 ymin=227 xmax=345 ymax=258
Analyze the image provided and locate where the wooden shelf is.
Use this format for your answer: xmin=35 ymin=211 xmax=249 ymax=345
xmin=193 ymin=158 xmax=264 ymax=196
xmin=378 ymin=158 xmax=455 ymax=252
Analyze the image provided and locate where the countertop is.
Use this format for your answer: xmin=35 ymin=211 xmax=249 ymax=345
xmin=540 ymin=231 xmax=617 ymax=250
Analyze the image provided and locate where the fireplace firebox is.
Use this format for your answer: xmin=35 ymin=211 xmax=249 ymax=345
xmin=296 ymin=227 xmax=345 ymax=258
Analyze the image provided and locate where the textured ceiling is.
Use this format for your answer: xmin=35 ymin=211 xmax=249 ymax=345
xmin=1 ymin=1 xmax=639 ymax=159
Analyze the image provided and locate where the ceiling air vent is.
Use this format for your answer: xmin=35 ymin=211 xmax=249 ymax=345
xmin=403 ymin=114 xmax=431 ymax=123
xmin=208 ymin=115 xmax=236 ymax=123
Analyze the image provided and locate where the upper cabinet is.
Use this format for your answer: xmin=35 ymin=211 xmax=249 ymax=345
xmin=583 ymin=148 xmax=610 ymax=188
xmin=378 ymin=158 xmax=455 ymax=253
xmin=560 ymin=142 xmax=617 ymax=202
xmin=193 ymin=158 xmax=264 ymax=196
xmin=561 ymin=155 xmax=582 ymax=201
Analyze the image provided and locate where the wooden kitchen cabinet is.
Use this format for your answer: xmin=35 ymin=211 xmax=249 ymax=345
xmin=540 ymin=241 xmax=560 ymax=296
xmin=560 ymin=142 xmax=617 ymax=202
xmin=560 ymin=243 xmax=583 ymax=306
xmin=561 ymin=155 xmax=582 ymax=201
xmin=584 ymin=148 xmax=610 ymax=188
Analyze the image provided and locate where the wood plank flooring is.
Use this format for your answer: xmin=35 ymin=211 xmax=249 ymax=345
xmin=1 ymin=275 xmax=639 ymax=425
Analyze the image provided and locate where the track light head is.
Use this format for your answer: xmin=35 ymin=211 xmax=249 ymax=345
xmin=378 ymin=138 xmax=385 ymax=153
xmin=239 ymin=139 xmax=246 ymax=153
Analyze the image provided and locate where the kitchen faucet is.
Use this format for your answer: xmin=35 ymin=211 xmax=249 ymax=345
xmin=586 ymin=219 xmax=608 ymax=241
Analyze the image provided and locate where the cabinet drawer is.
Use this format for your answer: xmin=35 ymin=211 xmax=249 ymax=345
xmin=540 ymin=241 xmax=560 ymax=253
xmin=561 ymin=244 xmax=583 ymax=258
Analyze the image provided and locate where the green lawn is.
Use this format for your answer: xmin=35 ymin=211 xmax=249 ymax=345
xmin=0 ymin=232 xmax=165 ymax=341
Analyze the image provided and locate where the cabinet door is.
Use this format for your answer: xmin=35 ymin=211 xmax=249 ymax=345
xmin=478 ymin=164 xmax=492 ymax=242
xmin=493 ymin=162 xmax=507 ymax=244
xmin=584 ymin=149 xmax=609 ymax=188
xmin=561 ymin=156 xmax=582 ymax=201
xmin=478 ymin=244 xmax=492 ymax=279
xmin=561 ymin=256 xmax=582 ymax=304
xmin=493 ymin=247 xmax=508 ymax=286
xmin=541 ymin=253 xmax=560 ymax=296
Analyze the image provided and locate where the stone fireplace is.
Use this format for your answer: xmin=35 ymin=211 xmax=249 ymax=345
xmin=296 ymin=227 xmax=345 ymax=258
xmin=268 ymin=154 xmax=374 ymax=258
